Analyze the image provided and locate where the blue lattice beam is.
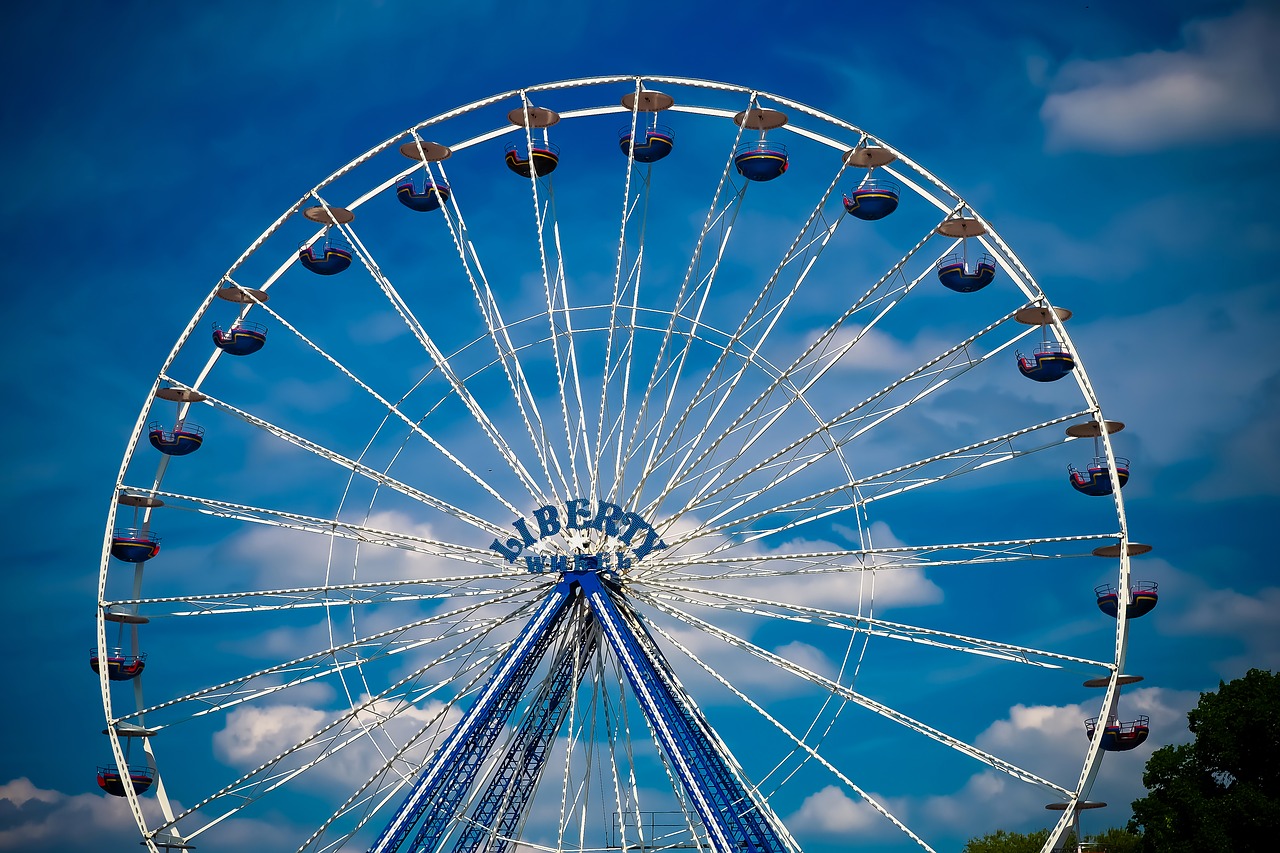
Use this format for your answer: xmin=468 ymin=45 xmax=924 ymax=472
xmin=577 ymin=572 xmax=795 ymax=853
xmin=451 ymin=605 xmax=599 ymax=853
xmin=369 ymin=569 xmax=797 ymax=853
xmin=368 ymin=580 xmax=575 ymax=853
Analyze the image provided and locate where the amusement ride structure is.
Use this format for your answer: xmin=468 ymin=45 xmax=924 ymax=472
xmin=96 ymin=76 xmax=1156 ymax=853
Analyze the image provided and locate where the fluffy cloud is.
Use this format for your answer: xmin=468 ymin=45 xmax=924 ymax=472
xmin=223 ymin=508 xmax=466 ymax=589
xmin=0 ymin=775 xmax=317 ymax=852
xmin=1069 ymin=284 xmax=1280 ymax=499
xmin=781 ymin=685 xmax=1201 ymax=846
xmin=0 ymin=776 xmax=163 ymax=852
xmin=213 ymin=702 xmax=331 ymax=767
xmin=1174 ymin=586 xmax=1280 ymax=672
xmin=212 ymin=694 xmax=462 ymax=798
xmin=666 ymin=519 xmax=942 ymax=613
xmin=787 ymin=784 xmax=897 ymax=835
xmin=915 ymin=685 xmax=1199 ymax=836
xmin=1041 ymin=6 xmax=1280 ymax=152
xmin=1151 ymin=558 xmax=1280 ymax=675
xmin=809 ymin=322 xmax=956 ymax=377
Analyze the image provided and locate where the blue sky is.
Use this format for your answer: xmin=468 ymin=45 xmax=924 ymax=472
xmin=3 ymin=2 xmax=1279 ymax=851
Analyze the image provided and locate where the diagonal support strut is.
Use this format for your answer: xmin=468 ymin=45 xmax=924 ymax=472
xmin=450 ymin=606 xmax=600 ymax=853
xmin=368 ymin=580 xmax=575 ymax=853
xmin=577 ymin=572 xmax=797 ymax=853
xmin=369 ymin=570 xmax=798 ymax=853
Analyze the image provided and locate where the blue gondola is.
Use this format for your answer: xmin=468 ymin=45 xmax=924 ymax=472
xmin=212 ymin=321 xmax=267 ymax=356
xmin=937 ymin=251 xmax=996 ymax=292
xmin=397 ymin=178 xmax=451 ymax=211
xmin=505 ymin=141 xmax=560 ymax=177
xmin=1069 ymin=457 xmax=1130 ymax=496
xmin=110 ymin=528 xmax=160 ymax=562
xmin=148 ymin=421 xmax=204 ymax=456
xmin=843 ymin=178 xmax=901 ymax=221
xmin=734 ymin=140 xmax=788 ymax=182
xmin=1084 ymin=715 xmax=1150 ymax=751
xmin=1095 ymin=581 xmax=1159 ymax=618
xmin=97 ymin=765 xmax=155 ymax=796
xmin=1016 ymin=345 xmax=1075 ymax=382
xmin=619 ymin=125 xmax=674 ymax=163
xmin=90 ymin=649 xmax=147 ymax=681
xmin=298 ymin=238 xmax=352 ymax=275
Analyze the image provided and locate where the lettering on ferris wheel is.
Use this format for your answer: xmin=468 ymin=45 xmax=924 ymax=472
xmin=489 ymin=499 xmax=667 ymax=571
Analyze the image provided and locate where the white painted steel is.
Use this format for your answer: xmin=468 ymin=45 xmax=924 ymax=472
xmin=98 ymin=76 xmax=1136 ymax=853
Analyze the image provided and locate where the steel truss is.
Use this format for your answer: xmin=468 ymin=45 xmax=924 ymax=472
xmin=371 ymin=571 xmax=795 ymax=853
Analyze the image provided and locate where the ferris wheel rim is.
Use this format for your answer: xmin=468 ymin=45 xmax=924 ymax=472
xmin=97 ymin=74 xmax=1139 ymax=853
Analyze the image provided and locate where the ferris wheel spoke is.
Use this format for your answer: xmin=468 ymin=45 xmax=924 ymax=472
xmin=636 ymin=167 xmax=850 ymax=524
xmin=667 ymin=409 xmax=1090 ymax=553
xmin=116 ymin=588 xmax=533 ymax=727
xmin=429 ymin=154 xmax=576 ymax=502
xmin=664 ymin=308 xmax=1034 ymax=532
xmin=651 ymin=225 xmax=959 ymax=526
xmin=125 ymin=486 xmax=509 ymax=568
xmin=508 ymin=95 xmax=594 ymax=500
xmin=225 ymin=280 xmax=524 ymax=518
xmin=322 ymin=201 xmax=552 ymax=506
xmin=548 ymin=196 xmax=596 ymax=502
xmin=639 ymin=591 xmax=1071 ymax=796
xmin=165 ymin=594 xmax=544 ymax=844
xmin=642 ymin=613 xmax=936 ymax=851
xmin=158 ymin=379 xmax=514 ymax=539
xmin=645 ymin=581 xmax=1111 ymax=671
xmin=643 ymin=532 xmax=1122 ymax=581
xmin=625 ymin=211 xmax=744 ymax=508
xmin=620 ymin=93 xmax=758 ymax=506
xmin=591 ymin=648 xmax=649 ymax=853
xmin=594 ymin=90 xmax=652 ymax=504
xmin=104 ymin=572 xmax=537 ymax=618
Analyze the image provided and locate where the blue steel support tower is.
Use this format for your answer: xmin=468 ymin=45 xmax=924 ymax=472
xmin=368 ymin=581 xmax=576 ymax=853
xmin=450 ymin=606 xmax=600 ymax=853
xmin=369 ymin=568 xmax=796 ymax=853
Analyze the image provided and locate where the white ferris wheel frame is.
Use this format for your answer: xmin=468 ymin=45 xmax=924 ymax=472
xmin=95 ymin=75 xmax=1140 ymax=853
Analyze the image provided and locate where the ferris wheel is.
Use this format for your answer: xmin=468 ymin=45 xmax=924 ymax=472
xmin=95 ymin=76 xmax=1156 ymax=853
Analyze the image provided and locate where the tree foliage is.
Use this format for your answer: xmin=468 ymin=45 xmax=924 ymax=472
xmin=1086 ymin=826 xmax=1142 ymax=853
xmin=962 ymin=828 xmax=1052 ymax=853
xmin=1128 ymin=668 xmax=1280 ymax=852
xmin=962 ymin=826 xmax=1137 ymax=853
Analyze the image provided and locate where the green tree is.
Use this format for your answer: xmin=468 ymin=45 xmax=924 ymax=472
xmin=962 ymin=826 xmax=1138 ymax=852
xmin=962 ymin=828 xmax=1052 ymax=853
xmin=1128 ymin=668 xmax=1280 ymax=852
xmin=1086 ymin=826 xmax=1141 ymax=853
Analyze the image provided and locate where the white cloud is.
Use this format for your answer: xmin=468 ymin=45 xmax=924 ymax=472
xmin=213 ymin=702 xmax=330 ymax=767
xmin=807 ymin=322 xmax=953 ymax=376
xmin=213 ymin=694 xmax=462 ymax=796
xmin=775 ymin=641 xmax=838 ymax=681
xmin=1069 ymin=284 xmax=1280 ymax=499
xmin=223 ymin=508 xmax=468 ymax=589
xmin=787 ymin=784 xmax=893 ymax=835
xmin=0 ymin=768 xmax=312 ymax=850
xmin=0 ymin=777 xmax=169 ymax=852
xmin=0 ymin=775 xmax=314 ymax=852
xmin=910 ymin=685 xmax=1200 ymax=837
xmin=681 ymin=519 xmax=943 ymax=612
xmin=0 ymin=777 xmax=58 ymax=807
xmin=1152 ymin=558 xmax=1280 ymax=675
xmin=755 ymin=521 xmax=944 ymax=612
xmin=1041 ymin=6 xmax=1280 ymax=151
